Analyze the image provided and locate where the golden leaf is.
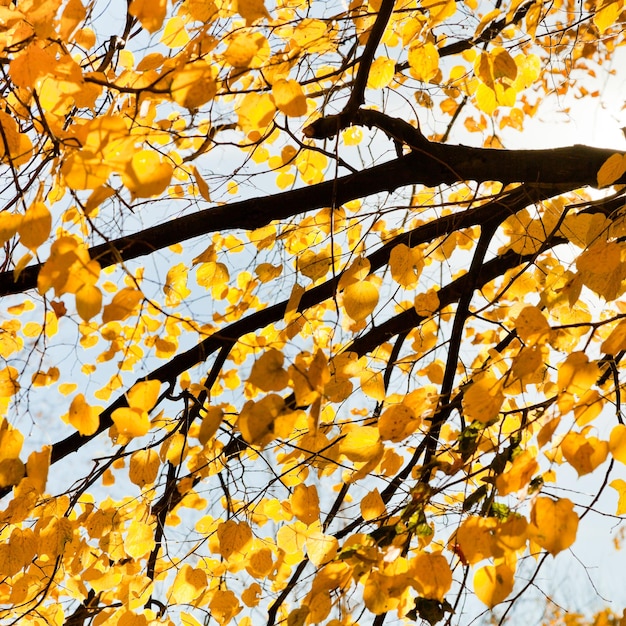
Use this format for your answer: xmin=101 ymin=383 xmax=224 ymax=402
xmin=360 ymin=488 xmax=386 ymax=521
xmin=389 ymin=243 xmax=424 ymax=288
xmin=129 ymin=449 xmax=160 ymax=487
xmin=272 ymin=79 xmax=308 ymax=117
xmin=18 ymin=202 xmax=51 ymax=251
xmin=527 ymin=496 xmax=578 ymax=556
xmin=367 ymin=56 xmax=395 ymax=89
xmin=122 ymin=150 xmax=173 ymax=198
xmin=339 ymin=426 xmax=383 ymax=462
xmin=462 ymin=373 xmax=504 ymax=423
xmin=236 ymin=0 xmax=270 ymax=25
xmin=248 ymin=348 xmax=290 ymax=392
xmin=161 ymin=16 xmax=190 ymax=47
xmin=408 ymin=41 xmax=440 ymax=82
xmin=66 ymin=393 xmax=100 ymax=436
xmin=170 ymin=564 xmax=208 ymax=604
xmin=609 ymin=424 xmax=626 ymax=464
xmin=610 ymin=478 xmax=626 ymax=515
xmin=378 ymin=403 xmax=420 ymax=442
xmin=102 ymin=287 xmax=143 ymax=323
xmin=560 ymin=430 xmax=608 ymax=476
xmin=495 ymin=449 xmax=539 ymax=495
xmin=75 ymin=284 xmax=102 ymax=322
xmin=291 ymin=484 xmax=320 ymax=526
xmin=129 ymin=0 xmax=166 ymax=32
xmin=410 ymin=551 xmax=452 ymax=601
xmin=474 ymin=562 xmax=514 ymax=608
xmin=343 ymin=280 xmax=379 ymax=322
xmin=125 ymin=519 xmax=156 ymax=559
xmin=514 ymin=306 xmax=550 ymax=345
xmin=209 ymin=589 xmax=242 ymax=626
xmin=171 ymin=60 xmax=217 ymax=110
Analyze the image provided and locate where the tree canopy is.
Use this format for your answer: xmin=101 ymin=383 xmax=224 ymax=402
xmin=1 ymin=0 xmax=626 ymax=624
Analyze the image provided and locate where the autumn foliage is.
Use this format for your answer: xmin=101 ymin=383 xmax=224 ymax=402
xmin=1 ymin=0 xmax=626 ymax=624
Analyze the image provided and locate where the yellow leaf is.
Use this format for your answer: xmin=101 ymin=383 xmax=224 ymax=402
xmin=389 ymin=243 xmax=424 ymax=288
xmin=237 ymin=92 xmax=276 ymax=137
xmin=122 ymin=150 xmax=173 ymax=198
xmin=475 ymin=82 xmax=497 ymax=115
xmin=408 ymin=41 xmax=440 ymax=82
xmin=378 ymin=403 xmax=420 ymax=442
xmin=171 ymin=60 xmax=217 ymax=109
xmin=0 ymin=457 xmax=25 ymax=488
xmin=127 ymin=380 xmax=161 ymax=411
xmin=305 ymin=531 xmax=338 ymax=566
xmin=102 ymin=287 xmax=143 ymax=323
xmin=248 ymin=348 xmax=290 ymax=392
xmin=462 ymin=373 xmax=504 ymax=423
xmin=414 ymin=289 xmax=440 ymax=316
xmin=161 ymin=16 xmax=190 ymax=47
xmin=422 ymin=0 xmax=457 ymax=23
xmin=594 ymin=0 xmax=623 ymax=34
xmin=236 ymin=0 xmax=270 ymax=25
xmin=495 ymin=449 xmax=539 ymax=495
xmin=164 ymin=263 xmax=192 ymax=307
xmin=360 ymin=370 xmax=385 ymax=401
xmin=410 ymin=551 xmax=452 ymax=601
xmin=367 ymin=56 xmax=395 ymax=89
xmin=125 ymin=519 xmax=156 ymax=559
xmin=339 ymin=426 xmax=382 ymax=462
xmin=0 ymin=211 xmax=22 ymax=247
xmin=218 ymin=519 xmax=253 ymax=561
xmin=170 ymin=564 xmax=208 ymax=604
xmin=454 ymin=516 xmax=499 ymax=565
xmin=255 ymin=263 xmax=282 ymax=283
xmin=210 ymin=589 xmax=242 ymax=626
xmin=474 ymin=563 xmax=514 ymax=608
xmin=609 ymin=424 xmax=626 ymax=464
xmin=224 ymin=31 xmax=269 ymax=69
xmin=363 ymin=570 xmax=401 ymax=614
xmin=198 ymin=406 xmax=224 ymax=445
xmin=601 ymin=319 xmax=626 ymax=355
xmin=360 ymin=488 xmax=386 ymax=521
xmin=67 ymin=393 xmax=100 ymax=436
xmin=192 ymin=166 xmax=211 ymax=201
xmin=246 ymin=547 xmax=274 ymax=577
xmin=18 ymin=202 xmax=51 ymax=251
xmin=610 ymin=478 xmax=626 ymax=515
xmin=60 ymin=0 xmax=86 ymax=40
xmin=560 ymin=430 xmax=608 ymax=476
xmin=557 ymin=352 xmax=599 ymax=396
xmin=26 ymin=446 xmax=50 ymax=494
xmin=343 ymin=279 xmax=379 ymax=321
xmin=576 ymin=241 xmax=624 ymax=301
xmin=129 ymin=449 xmax=160 ymax=487
xmin=272 ymin=79 xmax=308 ymax=117
xmin=0 ymin=419 xmax=22 ymax=463
xmin=291 ymin=484 xmax=320 ymax=525
xmin=129 ymin=0 xmax=166 ymax=32
xmin=75 ymin=284 xmax=102 ymax=321
xmin=111 ymin=407 xmax=150 ymax=438
xmin=514 ymin=306 xmax=550 ymax=345
xmin=527 ymin=496 xmax=578 ymax=556
xmin=32 ymin=367 xmax=60 ymax=387
xmin=238 ymin=394 xmax=285 ymax=446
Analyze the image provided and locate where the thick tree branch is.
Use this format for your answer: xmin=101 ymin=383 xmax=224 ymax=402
xmin=1 ymin=130 xmax=621 ymax=297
